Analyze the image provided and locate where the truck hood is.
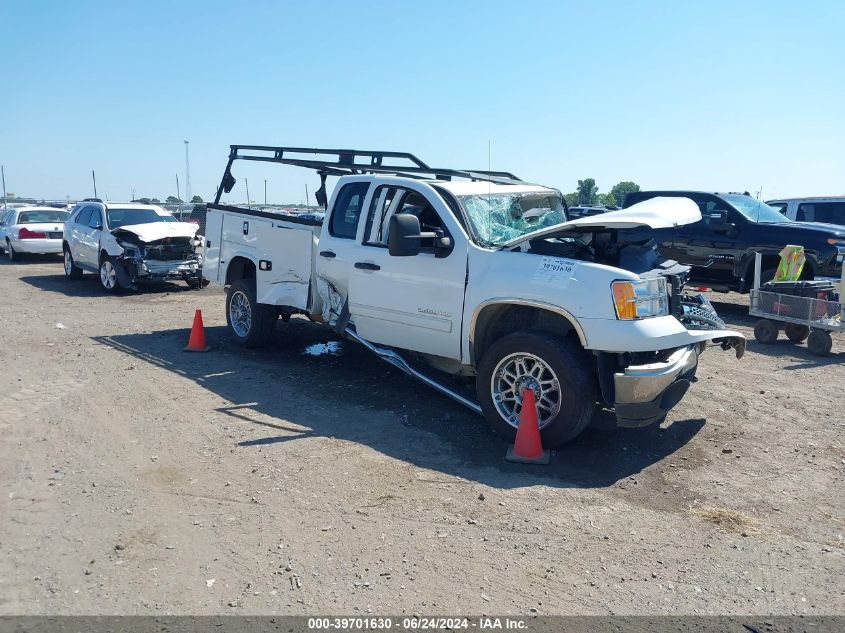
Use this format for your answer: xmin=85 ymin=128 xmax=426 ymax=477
xmin=500 ymin=197 xmax=701 ymax=249
xmin=111 ymin=222 xmax=198 ymax=243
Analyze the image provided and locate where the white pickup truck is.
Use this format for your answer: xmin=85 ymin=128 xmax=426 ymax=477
xmin=202 ymin=146 xmax=745 ymax=447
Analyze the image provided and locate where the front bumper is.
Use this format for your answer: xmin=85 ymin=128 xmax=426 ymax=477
xmin=113 ymin=256 xmax=201 ymax=289
xmin=613 ymin=344 xmax=698 ymax=427
xmin=13 ymin=238 xmax=63 ymax=254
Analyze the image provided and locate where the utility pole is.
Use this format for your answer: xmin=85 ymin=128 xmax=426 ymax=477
xmin=184 ymin=140 xmax=191 ymax=204
xmin=264 ymin=179 xmax=267 ymax=206
xmin=131 ymin=187 xmax=136 ymax=202
xmin=305 ymin=184 xmax=309 ymax=207
xmin=92 ymin=170 xmax=98 ymax=199
xmin=245 ymin=178 xmax=250 ymax=208
xmin=1 ymin=165 xmax=6 ymax=211
xmin=176 ymin=173 xmax=181 ymax=218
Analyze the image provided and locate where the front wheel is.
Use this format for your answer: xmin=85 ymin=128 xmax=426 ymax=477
xmin=99 ymin=255 xmax=119 ymax=293
xmin=225 ymin=278 xmax=276 ymax=348
xmin=476 ymin=332 xmax=596 ymax=447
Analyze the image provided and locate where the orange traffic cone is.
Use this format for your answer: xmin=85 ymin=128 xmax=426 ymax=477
xmin=505 ymin=387 xmax=550 ymax=464
xmin=183 ymin=309 xmax=211 ymax=352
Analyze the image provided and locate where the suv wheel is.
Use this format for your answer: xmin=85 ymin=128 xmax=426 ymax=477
xmin=476 ymin=332 xmax=596 ymax=447
xmin=226 ymin=278 xmax=276 ymax=348
xmin=64 ymin=247 xmax=83 ymax=279
xmin=99 ymin=255 xmax=119 ymax=292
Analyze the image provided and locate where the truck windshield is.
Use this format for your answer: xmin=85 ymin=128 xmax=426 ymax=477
xmin=457 ymin=192 xmax=567 ymax=246
xmin=722 ymin=195 xmax=788 ymax=224
xmin=107 ymin=208 xmax=177 ymax=229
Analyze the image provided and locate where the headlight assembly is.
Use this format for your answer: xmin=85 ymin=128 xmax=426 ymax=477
xmin=611 ymin=278 xmax=669 ymax=320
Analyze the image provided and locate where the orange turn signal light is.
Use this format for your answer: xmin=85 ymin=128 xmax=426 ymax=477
xmin=612 ymin=282 xmax=638 ymax=319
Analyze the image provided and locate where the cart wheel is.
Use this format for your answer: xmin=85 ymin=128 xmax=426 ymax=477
xmin=784 ymin=323 xmax=810 ymax=343
xmin=753 ymin=319 xmax=779 ymax=344
xmin=807 ymin=330 xmax=833 ymax=356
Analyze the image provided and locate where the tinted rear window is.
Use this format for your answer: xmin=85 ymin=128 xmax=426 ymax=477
xmin=796 ymin=201 xmax=845 ymax=225
xmin=18 ymin=210 xmax=68 ymax=223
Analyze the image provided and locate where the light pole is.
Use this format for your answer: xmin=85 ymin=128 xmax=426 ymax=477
xmin=184 ymin=140 xmax=191 ymax=204
xmin=264 ymin=179 xmax=267 ymax=207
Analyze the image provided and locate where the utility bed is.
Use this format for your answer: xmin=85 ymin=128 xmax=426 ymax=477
xmin=203 ymin=203 xmax=321 ymax=312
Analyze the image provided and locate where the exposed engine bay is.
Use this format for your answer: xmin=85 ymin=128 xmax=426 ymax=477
xmin=523 ymin=229 xmax=727 ymax=331
xmin=107 ymin=226 xmax=203 ymax=290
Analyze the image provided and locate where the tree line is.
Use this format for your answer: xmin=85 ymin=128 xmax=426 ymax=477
xmin=562 ymin=179 xmax=640 ymax=208
xmin=132 ymin=195 xmax=204 ymax=204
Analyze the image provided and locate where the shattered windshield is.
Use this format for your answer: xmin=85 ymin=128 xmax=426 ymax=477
xmin=107 ymin=208 xmax=177 ymax=229
xmin=457 ymin=192 xmax=567 ymax=246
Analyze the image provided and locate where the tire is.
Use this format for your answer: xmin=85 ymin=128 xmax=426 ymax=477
xmin=476 ymin=332 xmax=596 ymax=447
xmin=807 ymin=330 xmax=832 ymax=356
xmin=753 ymin=319 xmax=778 ymax=344
xmin=63 ymin=247 xmax=83 ymax=279
xmin=784 ymin=323 xmax=810 ymax=343
xmin=98 ymin=255 xmax=119 ymax=293
xmin=225 ymin=278 xmax=276 ymax=348
xmin=6 ymin=239 xmax=17 ymax=262
xmin=186 ymin=277 xmax=210 ymax=290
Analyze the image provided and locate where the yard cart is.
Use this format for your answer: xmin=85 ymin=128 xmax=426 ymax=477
xmin=749 ymin=252 xmax=844 ymax=356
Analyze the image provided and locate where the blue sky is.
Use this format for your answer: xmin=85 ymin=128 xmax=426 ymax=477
xmin=2 ymin=1 xmax=843 ymax=204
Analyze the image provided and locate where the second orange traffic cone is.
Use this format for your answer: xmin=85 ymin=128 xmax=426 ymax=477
xmin=184 ymin=309 xmax=211 ymax=352
xmin=505 ymin=387 xmax=550 ymax=464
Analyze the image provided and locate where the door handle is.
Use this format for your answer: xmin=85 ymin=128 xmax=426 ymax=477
xmin=354 ymin=262 xmax=380 ymax=271
xmin=319 ymin=250 xmax=336 ymax=258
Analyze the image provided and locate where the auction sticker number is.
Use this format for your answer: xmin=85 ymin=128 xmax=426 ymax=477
xmin=532 ymin=256 xmax=579 ymax=288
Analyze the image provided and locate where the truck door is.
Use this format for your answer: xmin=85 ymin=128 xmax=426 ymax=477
xmin=201 ymin=209 xmax=224 ymax=283
xmin=347 ymin=184 xmax=468 ymax=361
xmin=675 ymin=197 xmax=742 ymax=284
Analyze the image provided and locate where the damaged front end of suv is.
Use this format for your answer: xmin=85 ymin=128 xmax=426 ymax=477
xmin=107 ymin=225 xmax=203 ymax=290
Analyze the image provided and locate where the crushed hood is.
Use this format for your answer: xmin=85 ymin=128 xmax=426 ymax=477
xmin=501 ymin=197 xmax=702 ymax=248
xmin=111 ymin=221 xmax=198 ymax=243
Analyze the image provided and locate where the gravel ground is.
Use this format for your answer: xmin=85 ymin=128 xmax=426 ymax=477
xmin=0 ymin=255 xmax=842 ymax=616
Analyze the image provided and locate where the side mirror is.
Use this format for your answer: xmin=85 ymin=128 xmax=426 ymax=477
xmin=388 ymin=213 xmax=422 ymax=256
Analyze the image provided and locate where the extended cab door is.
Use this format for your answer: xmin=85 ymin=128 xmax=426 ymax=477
xmin=348 ymin=182 xmax=468 ymax=360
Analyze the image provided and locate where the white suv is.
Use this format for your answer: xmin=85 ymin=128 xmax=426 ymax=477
xmin=767 ymin=196 xmax=845 ymax=227
xmin=63 ymin=201 xmax=203 ymax=292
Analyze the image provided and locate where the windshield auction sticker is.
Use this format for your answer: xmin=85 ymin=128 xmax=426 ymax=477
xmin=531 ymin=257 xmax=579 ymax=288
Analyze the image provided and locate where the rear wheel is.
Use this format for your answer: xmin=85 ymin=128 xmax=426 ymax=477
xmin=784 ymin=323 xmax=810 ymax=343
xmin=6 ymin=239 xmax=17 ymax=262
xmin=99 ymin=255 xmax=119 ymax=293
xmin=63 ymin=247 xmax=83 ymax=279
xmin=807 ymin=330 xmax=832 ymax=356
xmin=476 ymin=332 xmax=596 ymax=447
xmin=225 ymin=278 xmax=276 ymax=348
xmin=753 ymin=319 xmax=778 ymax=344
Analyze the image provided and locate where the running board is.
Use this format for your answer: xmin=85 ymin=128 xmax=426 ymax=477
xmin=344 ymin=328 xmax=482 ymax=415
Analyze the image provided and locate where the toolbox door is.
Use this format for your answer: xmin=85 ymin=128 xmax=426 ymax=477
xmin=255 ymin=222 xmax=313 ymax=309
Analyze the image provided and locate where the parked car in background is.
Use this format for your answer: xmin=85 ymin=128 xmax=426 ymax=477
xmin=620 ymin=191 xmax=845 ymax=292
xmin=0 ymin=206 xmax=69 ymax=261
xmin=766 ymin=196 xmax=845 ymax=228
xmin=63 ymin=201 xmax=203 ymax=292
xmin=567 ymin=205 xmax=615 ymax=219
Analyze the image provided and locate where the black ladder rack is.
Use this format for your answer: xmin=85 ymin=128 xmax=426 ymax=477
xmin=214 ymin=145 xmax=522 ymax=204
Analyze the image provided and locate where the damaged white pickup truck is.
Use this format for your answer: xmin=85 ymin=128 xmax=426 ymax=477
xmin=203 ymin=146 xmax=745 ymax=446
xmin=63 ymin=201 xmax=204 ymax=291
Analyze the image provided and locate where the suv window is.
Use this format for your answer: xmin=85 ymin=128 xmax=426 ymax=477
xmin=797 ymin=201 xmax=845 ymax=225
xmin=329 ymin=182 xmax=369 ymax=239
xmin=88 ymin=208 xmax=103 ymax=229
xmin=76 ymin=206 xmax=93 ymax=226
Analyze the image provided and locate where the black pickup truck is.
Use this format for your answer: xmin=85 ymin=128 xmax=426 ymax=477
xmin=621 ymin=191 xmax=845 ymax=292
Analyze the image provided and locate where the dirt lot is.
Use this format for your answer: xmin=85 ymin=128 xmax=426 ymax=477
xmin=0 ymin=255 xmax=842 ymax=616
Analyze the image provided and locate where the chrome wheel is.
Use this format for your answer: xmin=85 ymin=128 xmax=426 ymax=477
xmin=64 ymin=250 xmax=73 ymax=276
xmin=100 ymin=260 xmax=116 ymax=289
xmin=490 ymin=352 xmax=561 ymax=429
xmin=229 ymin=290 xmax=252 ymax=338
